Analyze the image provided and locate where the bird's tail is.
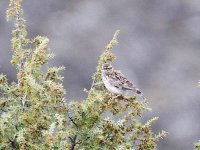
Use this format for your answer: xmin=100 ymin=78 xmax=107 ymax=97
xmin=136 ymin=89 xmax=146 ymax=100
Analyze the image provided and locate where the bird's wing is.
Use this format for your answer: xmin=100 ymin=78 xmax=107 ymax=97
xmin=106 ymin=72 xmax=122 ymax=88
xmin=107 ymin=70 xmax=136 ymax=90
xmin=106 ymin=69 xmax=143 ymax=95
xmin=116 ymin=70 xmax=136 ymax=90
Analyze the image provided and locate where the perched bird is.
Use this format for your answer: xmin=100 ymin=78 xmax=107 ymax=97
xmin=101 ymin=63 xmax=144 ymax=99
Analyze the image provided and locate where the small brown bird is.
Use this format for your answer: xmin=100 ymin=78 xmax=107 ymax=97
xmin=101 ymin=63 xmax=145 ymax=99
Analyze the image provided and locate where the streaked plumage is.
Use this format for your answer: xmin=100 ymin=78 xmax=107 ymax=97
xmin=101 ymin=63 xmax=143 ymax=97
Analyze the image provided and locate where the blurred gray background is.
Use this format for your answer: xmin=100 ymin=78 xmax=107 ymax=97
xmin=1 ymin=0 xmax=200 ymax=149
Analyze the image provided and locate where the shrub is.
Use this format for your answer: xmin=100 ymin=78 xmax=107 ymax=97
xmin=0 ymin=0 xmax=167 ymax=149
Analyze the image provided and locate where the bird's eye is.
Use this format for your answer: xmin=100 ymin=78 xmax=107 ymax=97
xmin=102 ymin=63 xmax=112 ymax=70
xmin=105 ymin=66 xmax=111 ymax=69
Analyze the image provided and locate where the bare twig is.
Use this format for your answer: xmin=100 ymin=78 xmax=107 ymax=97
xmin=8 ymin=136 xmax=17 ymax=150
xmin=68 ymin=116 xmax=78 ymax=129
xmin=69 ymin=135 xmax=77 ymax=150
xmin=68 ymin=115 xmax=80 ymax=150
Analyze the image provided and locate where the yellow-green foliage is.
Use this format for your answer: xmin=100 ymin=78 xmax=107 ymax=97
xmin=195 ymin=141 xmax=200 ymax=150
xmin=0 ymin=0 xmax=167 ymax=150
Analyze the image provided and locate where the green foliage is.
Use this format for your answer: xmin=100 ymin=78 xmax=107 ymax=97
xmin=0 ymin=0 xmax=167 ymax=149
xmin=195 ymin=141 xmax=200 ymax=150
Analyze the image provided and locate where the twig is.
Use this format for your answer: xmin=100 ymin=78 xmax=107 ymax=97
xmin=68 ymin=115 xmax=80 ymax=150
xmin=69 ymin=135 xmax=77 ymax=150
xmin=87 ymin=80 xmax=95 ymax=96
xmin=68 ymin=116 xmax=78 ymax=129
xmin=8 ymin=136 xmax=17 ymax=150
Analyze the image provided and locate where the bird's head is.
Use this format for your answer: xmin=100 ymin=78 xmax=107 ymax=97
xmin=102 ymin=63 xmax=113 ymax=72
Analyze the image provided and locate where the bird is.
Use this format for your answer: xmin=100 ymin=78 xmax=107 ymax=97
xmin=101 ymin=63 xmax=145 ymax=99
